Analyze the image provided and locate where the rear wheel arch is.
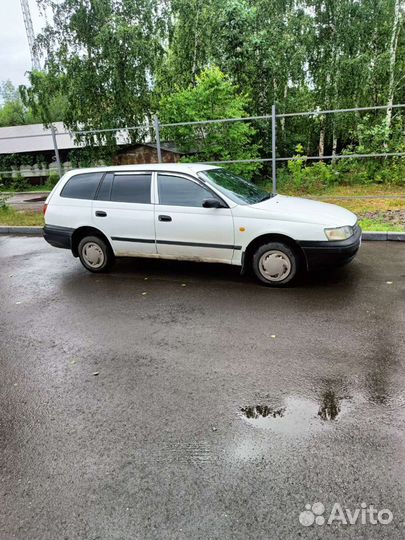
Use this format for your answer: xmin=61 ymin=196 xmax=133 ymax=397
xmin=71 ymin=226 xmax=113 ymax=257
xmin=242 ymin=233 xmax=307 ymax=272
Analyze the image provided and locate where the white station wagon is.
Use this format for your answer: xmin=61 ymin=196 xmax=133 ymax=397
xmin=43 ymin=163 xmax=361 ymax=286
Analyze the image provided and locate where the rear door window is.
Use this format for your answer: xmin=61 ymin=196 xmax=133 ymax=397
xmin=110 ymin=174 xmax=152 ymax=204
xmin=61 ymin=172 xmax=104 ymax=200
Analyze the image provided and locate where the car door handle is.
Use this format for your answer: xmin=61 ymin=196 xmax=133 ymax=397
xmin=95 ymin=210 xmax=107 ymax=217
xmin=158 ymin=215 xmax=172 ymax=222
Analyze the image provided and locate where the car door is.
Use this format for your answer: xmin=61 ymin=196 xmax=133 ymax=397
xmin=155 ymin=172 xmax=235 ymax=263
xmin=92 ymin=171 xmax=157 ymax=256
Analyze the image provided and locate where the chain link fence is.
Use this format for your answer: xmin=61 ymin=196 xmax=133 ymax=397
xmin=0 ymin=103 xmax=404 ymax=196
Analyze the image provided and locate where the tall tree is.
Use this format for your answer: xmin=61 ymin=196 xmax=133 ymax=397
xmin=23 ymin=0 xmax=167 ymax=142
xmin=159 ymin=66 xmax=261 ymax=178
xmin=386 ymin=0 xmax=403 ymax=128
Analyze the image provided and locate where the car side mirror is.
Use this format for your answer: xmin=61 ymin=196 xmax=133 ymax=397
xmin=202 ymin=198 xmax=224 ymax=209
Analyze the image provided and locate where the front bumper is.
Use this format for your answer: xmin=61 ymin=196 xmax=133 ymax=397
xmin=298 ymin=224 xmax=362 ymax=271
xmin=43 ymin=225 xmax=74 ymax=249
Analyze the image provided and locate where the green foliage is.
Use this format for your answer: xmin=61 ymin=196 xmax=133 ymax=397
xmin=10 ymin=174 xmax=31 ymax=192
xmin=23 ymin=0 xmax=168 ymax=145
xmin=154 ymin=0 xmax=218 ymax=93
xmin=68 ymin=147 xmax=114 ymax=168
xmin=280 ymin=157 xmax=336 ymax=192
xmin=0 ymin=81 xmax=36 ymax=127
xmin=156 ymin=0 xmax=405 ymax=159
xmin=355 ymin=116 xmax=405 ymax=154
xmin=358 ymin=218 xmax=404 ymax=232
xmin=3 ymin=0 xmax=405 ymax=188
xmin=47 ymin=172 xmax=60 ymax=188
xmin=278 ymin=155 xmax=405 ymax=193
xmin=0 ymin=153 xmax=51 ymax=171
xmin=159 ymin=67 xmax=261 ymax=178
xmin=19 ymin=72 xmax=67 ymax=126
xmin=0 ymin=78 xmax=64 ymax=127
xmin=333 ymin=157 xmax=405 ymax=186
xmin=0 ymin=206 xmax=44 ymax=226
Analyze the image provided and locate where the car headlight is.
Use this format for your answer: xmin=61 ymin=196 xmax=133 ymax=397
xmin=324 ymin=225 xmax=354 ymax=241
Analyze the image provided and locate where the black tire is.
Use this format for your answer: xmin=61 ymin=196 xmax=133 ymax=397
xmin=78 ymin=235 xmax=114 ymax=273
xmin=252 ymin=241 xmax=298 ymax=286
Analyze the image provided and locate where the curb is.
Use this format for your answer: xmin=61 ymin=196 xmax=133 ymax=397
xmin=0 ymin=226 xmax=43 ymax=235
xmin=1 ymin=191 xmax=51 ymax=196
xmin=0 ymin=227 xmax=404 ymax=240
xmin=362 ymin=231 xmax=405 ymax=241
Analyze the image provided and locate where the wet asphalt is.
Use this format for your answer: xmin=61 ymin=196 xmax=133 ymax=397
xmin=0 ymin=236 xmax=404 ymax=540
xmin=5 ymin=193 xmax=48 ymax=212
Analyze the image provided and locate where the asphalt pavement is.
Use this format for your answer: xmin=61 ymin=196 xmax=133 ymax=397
xmin=4 ymin=193 xmax=48 ymax=212
xmin=0 ymin=236 xmax=404 ymax=540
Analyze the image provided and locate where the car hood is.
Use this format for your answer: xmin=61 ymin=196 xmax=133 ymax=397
xmin=250 ymin=195 xmax=357 ymax=227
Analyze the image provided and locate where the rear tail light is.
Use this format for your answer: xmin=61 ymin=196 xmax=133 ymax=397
xmin=43 ymin=203 xmax=48 ymax=215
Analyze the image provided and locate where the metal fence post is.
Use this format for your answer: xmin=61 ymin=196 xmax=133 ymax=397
xmin=153 ymin=115 xmax=162 ymax=163
xmin=50 ymin=124 xmax=63 ymax=177
xmin=271 ymin=104 xmax=277 ymax=194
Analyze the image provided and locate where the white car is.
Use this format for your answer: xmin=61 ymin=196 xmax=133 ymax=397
xmin=43 ymin=163 xmax=361 ymax=286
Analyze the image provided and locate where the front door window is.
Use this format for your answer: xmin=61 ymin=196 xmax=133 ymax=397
xmin=158 ymin=174 xmax=217 ymax=207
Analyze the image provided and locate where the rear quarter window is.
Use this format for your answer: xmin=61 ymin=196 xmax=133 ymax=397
xmin=60 ymin=172 xmax=104 ymax=200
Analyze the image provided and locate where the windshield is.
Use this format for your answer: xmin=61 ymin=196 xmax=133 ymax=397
xmin=198 ymin=168 xmax=272 ymax=205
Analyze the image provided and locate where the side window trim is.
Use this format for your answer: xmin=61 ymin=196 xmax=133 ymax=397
xmin=156 ymin=172 xmax=229 ymax=208
xmin=151 ymin=171 xmax=158 ymax=205
xmin=94 ymin=172 xmax=108 ymax=200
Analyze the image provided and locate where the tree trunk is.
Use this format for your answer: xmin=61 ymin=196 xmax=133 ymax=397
xmin=191 ymin=1 xmax=201 ymax=83
xmin=280 ymin=84 xmax=288 ymax=141
xmin=146 ymin=112 xmax=154 ymax=143
xmin=332 ymin=125 xmax=338 ymax=162
xmin=386 ymin=0 xmax=401 ymax=128
xmin=319 ymin=124 xmax=325 ymax=158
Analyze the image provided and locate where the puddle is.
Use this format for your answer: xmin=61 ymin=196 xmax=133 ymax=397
xmin=317 ymin=390 xmax=341 ymax=420
xmin=240 ymin=392 xmax=352 ymax=435
xmin=241 ymin=405 xmax=285 ymax=419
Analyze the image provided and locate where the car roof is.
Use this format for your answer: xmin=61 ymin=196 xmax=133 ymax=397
xmin=65 ymin=163 xmax=220 ymax=175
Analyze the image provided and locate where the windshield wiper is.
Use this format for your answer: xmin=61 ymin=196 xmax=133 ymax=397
xmin=258 ymin=193 xmax=272 ymax=202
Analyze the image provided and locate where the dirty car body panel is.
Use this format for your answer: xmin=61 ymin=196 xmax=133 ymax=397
xmin=43 ymin=163 xmax=361 ymax=283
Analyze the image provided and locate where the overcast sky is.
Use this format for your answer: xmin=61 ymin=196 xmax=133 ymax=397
xmin=0 ymin=0 xmax=46 ymax=88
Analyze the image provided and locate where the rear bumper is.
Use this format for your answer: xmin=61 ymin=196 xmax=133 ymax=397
xmin=43 ymin=225 xmax=74 ymax=250
xmin=298 ymin=225 xmax=362 ymax=271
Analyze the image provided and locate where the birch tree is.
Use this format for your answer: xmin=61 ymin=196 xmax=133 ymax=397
xmin=386 ymin=0 xmax=403 ymax=128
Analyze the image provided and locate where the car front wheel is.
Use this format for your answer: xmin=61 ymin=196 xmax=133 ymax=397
xmin=252 ymin=242 xmax=298 ymax=286
xmin=78 ymin=235 xmax=114 ymax=273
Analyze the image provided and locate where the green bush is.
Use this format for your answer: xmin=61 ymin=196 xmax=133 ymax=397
xmin=277 ymin=157 xmax=405 ymax=193
xmin=0 ymin=194 xmax=7 ymax=208
xmin=47 ymin=172 xmax=60 ymax=188
xmin=333 ymin=157 xmax=405 ymax=186
xmin=276 ymin=136 xmax=405 ymax=192
xmin=10 ymin=174 xmax=31 ymax=192
xmin=0 ymin=175 xmax=14 ymax=190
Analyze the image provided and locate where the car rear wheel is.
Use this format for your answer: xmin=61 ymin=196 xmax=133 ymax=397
xmin=78 ymin=235 xmax=114 ymax=273
xmin=252 ymin=242 xmax=298 ymax=286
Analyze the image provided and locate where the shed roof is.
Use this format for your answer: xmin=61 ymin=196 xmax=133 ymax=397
xmin=0 ymin=123 xmax=194 ymax=157
xmin=0 ymin=122 xmax=79 ymax=155
xmin=0 ymin=123 xmax=148 ymax=155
